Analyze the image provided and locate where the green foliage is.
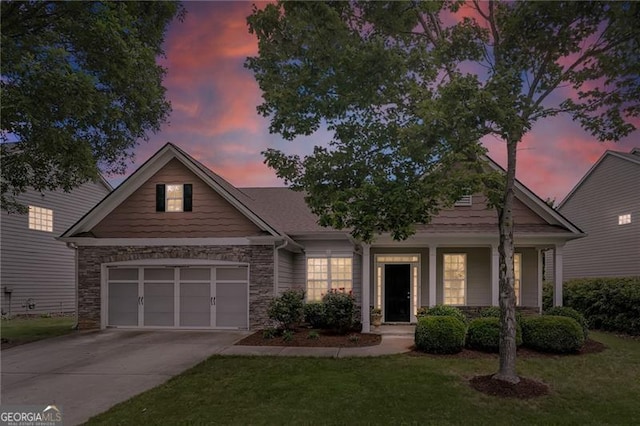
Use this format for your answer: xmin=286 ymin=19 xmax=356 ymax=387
xmin=544 ymin=306 xmax=589 ymax=339
xmin=322 ymin=290 xmax=356 ymax=335
xmin=307 ymin=330 xmax=320 ymax=340
xmin=416 ymin=307 xmax=429 ymax=319
xmin=282 ymin=329 xmax=294 ymax=342
xmin=348 ymin=334 xmax=360 ymax=343
xmin=0 ymin=1 xmax=184 ymax=212
xmin=466 ymin=317 xmax=522 ymax=353
xmin=262 ymin=328 xmax=278 ymax=340
xmin=521 ymin=316 xmax=585 ymax=353
xmin=542 ymin=281 xmax=554 ymax=312
xmin=563 ymin=277 xmax=640 ymax=336
xmin=414 ymin=316 xmax=467 ymax=354
xmin=478 ymin=306 xmax=523 ymax=323
xmin=304 ymin=302 xmax=327 ymax=329
xmin=267 ymin=290 xmax=305 ymax=330
xmin=424 ymin=305 xmax=467 ymax=324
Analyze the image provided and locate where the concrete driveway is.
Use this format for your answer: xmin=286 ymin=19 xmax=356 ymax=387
xmin=0 ymin=329 xmax=248 ymax=425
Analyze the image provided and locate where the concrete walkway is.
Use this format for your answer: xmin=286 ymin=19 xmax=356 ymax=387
xmin=1 ymin=330 xmax=413 ymax=425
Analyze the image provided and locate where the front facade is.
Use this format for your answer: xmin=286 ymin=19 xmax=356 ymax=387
xmin=1 ymin=180 xmax=112 ymax=316
xmin=61 ymin=143 xmax=583 ymax=332
xmin=546 ymin=148 xmax=640 ymax=281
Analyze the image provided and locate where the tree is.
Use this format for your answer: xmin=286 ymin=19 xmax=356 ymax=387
xmin=247 ymin=1 xmax=639 ymax=383
xmin=1 ymin=1 xmax=184 ymax=212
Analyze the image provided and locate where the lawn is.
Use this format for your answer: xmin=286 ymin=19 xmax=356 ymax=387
xmin=87 ymin=332 xmax=640 ymax=425
xmin=0 ymin=315 xmax=75 ymax=347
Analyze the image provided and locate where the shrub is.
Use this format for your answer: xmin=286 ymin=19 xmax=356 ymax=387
xmin=414 ymin=316 xmax=467 ymax=354
xmin=322 ymin=290 xmax=356 ymax=335
xmin=542 ymin=281 xmax=554 ymax=311
xmin=544 ymin=306 xmax=589 ymax=339
xmin=307 ymin=330 xmax=320 ymax=340
xmin=563 ymin=277 xmax=640 ymax=336
xmin=466 ymin=317 xmax=522 ymax=353
xmin=521 ymin=315 xmax=585 ymax=353
xmin=282 ymin=329 xmax=294 ymax=342
xmin=262 ymin=327 xmax=278 ymax=339
xmin=479 ymin=306 xmax=523 ymax=323
xmin=424 ymin=305 xmax=468 ymax=324
xmin=304 ymin=302 xmax=326 ymax=329
xmin=267 ymin=289 xmax=305 ymax=330
xmin=416 ymin=307 xmax=429 ymax=319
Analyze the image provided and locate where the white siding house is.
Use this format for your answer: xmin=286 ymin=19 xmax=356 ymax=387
xmin=1 ymin=179 xmax=111 ymax=316
xmin=546 ymin=148 xmax=640 ymax=281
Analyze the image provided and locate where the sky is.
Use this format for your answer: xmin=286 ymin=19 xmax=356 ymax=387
xmin=117 ymin=1 xmax=639 ymax=203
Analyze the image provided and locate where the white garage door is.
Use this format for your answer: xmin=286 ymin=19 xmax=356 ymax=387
xmin=106 ymin=265 xmax=248 ymax=329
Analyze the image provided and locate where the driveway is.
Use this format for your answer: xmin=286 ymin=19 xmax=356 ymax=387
xmin=0 ymin=329 xmax=248 ymax=425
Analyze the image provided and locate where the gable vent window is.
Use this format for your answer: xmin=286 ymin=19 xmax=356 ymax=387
xmin=156 ymin=184 xmax=192 ymax=212
xmin=454 ymin=195 xmax=472 ymax=207
xmin=28 ymin=205 xmax=53 ymax=232
xmin=618 ymin=214 xmax=631 ymax=225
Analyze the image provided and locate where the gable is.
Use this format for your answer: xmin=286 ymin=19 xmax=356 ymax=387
xmin=90 ymin=159 xmax=263 ymax=238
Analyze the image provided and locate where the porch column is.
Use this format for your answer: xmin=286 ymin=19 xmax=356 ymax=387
xmin=491 ymin=244 xmax=499 ymax=306
xmin=361 ymin=243 xmax=371 ymax=333
xmin=554 ymin=244 xmax=564 ymax=307
xmin=537 ymin=249 xmax=544 ymax=313
xmin=428 ymin=245 xmax=437 ymax=307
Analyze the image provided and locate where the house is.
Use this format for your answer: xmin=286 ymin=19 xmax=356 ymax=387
xmin=546 ymin=147 xmax=640 ymax=281
xmin=60 ymin=143 xmax=583 ymax=332
xmin=1 ymin=177 xmax=112 ymax=316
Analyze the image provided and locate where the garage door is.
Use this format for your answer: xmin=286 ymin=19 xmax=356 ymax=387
xmin=107 ymin=266 xmax=248 ymax=329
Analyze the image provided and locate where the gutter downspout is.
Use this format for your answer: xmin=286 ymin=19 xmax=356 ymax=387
xmin=274 ymin=239 xmax=289 ymax=297
xmin=66 ymin=242 xmax=79 ymax=330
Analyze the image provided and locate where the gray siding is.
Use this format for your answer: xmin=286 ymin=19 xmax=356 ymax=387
xmin=519 ymin=248 xmax=539 ymax=307
xmin=559 ymin=155 xmax=640 ymax=279
xmin=1 ymin=181 xmax=111 ymax=315
xmin=276 ymin=249 xmax=295 ymax=295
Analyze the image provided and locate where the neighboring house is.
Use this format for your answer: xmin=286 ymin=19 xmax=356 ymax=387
xmin=1 ymin=178 xmax=112 ymax=316
xmin=546 ymin=147 xmax=640 ymax=281
xmin=60 ymin=143 xmax=583 ymax=332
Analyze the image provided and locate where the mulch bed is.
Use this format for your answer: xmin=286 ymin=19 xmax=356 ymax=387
xmin=469 ymin=375 xmax=550 ymax=398
xmin=235 ymin=328 xmax=382 ymax=348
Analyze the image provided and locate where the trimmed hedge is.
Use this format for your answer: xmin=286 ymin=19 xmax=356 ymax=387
xmin=563 ymin=277 xmax=640 ymax=336
xmin=466 ymin=317 xmax=522 ymax=352
xmin=521 ymin=315 xmax=585 ymax=353
xmin=421 ymin=305 xmax=468 ymax=324
xmin=415 ymin=316 xmax=466 ymax=354
xmin=544 ymin=306 xmax=589 ymax=339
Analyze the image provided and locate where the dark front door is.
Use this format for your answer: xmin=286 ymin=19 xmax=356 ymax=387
xmin=384 ymin=264 xmax=411 ymax=322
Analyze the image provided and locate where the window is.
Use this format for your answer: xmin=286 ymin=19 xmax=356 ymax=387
xmin=618 ymin=214 xmax=631 ymax=225
xmin=306 ymin=257 xmax=353 ymax=302
xmin=28 ymin=206 xmax=53 ymax=232
xmin=514 ymin=253 xmax=522 ymax=306
xmin=443 ymin=254 xmax=466 ymax=305
xmin=156 ymin=184 xmax=192 ymax=212
xmin=454 ymin=195 xmax=472 ymax=206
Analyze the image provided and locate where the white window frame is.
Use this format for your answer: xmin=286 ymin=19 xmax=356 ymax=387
xmin=28 ymin=205 xmax=53 ymax=232
xmin=166 ymin=184 xmax=184 ymax=212
xmin=514 ymin=253 xmax=522 ymax=306
xmin=618 ymin=213 xmax=631 ymax=225
xmin=305 ymin=256 xmax=353 ymax=302
xmin=443 ymin=254 xmax=466 ymax=306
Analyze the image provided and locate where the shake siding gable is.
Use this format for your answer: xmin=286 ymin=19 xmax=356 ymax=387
xmin=430 ymin=194 xmax=547 ymax=226
xmin=91 ymin=159 xmax=263 ymax=238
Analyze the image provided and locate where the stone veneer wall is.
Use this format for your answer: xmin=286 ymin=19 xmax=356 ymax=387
xmin=77 ymin=245 xmax=274 ymax=330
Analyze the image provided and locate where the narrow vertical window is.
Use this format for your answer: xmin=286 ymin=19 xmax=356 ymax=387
xmin=514 ymin=253 xmax=522 ymax=306
xmin=443 ymin=254 xmax=466 ymax=305
xmin=28 ymin=206 xmax=53 ymax=232
xmin=166 ymin=184 xmax=184 ymax=212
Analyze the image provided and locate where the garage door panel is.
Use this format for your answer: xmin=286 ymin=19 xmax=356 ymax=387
xmin=180 ymin=283 xmax=211 ymax=327
xmin=216 ymin=282 xmax=248 ymax=328
xmin=108 ymin=282 xmax=138 ymax=326
xmin=144 ymin=283 xmax=174 ymax=326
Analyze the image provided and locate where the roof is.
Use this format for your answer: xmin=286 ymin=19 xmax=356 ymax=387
xmin=61 ymin=142 xmax=583 ymax=241
xmin=558 ymin=147 xmax=640 ymax=209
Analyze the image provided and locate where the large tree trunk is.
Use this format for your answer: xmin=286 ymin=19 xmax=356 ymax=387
xmin=492 ymin=138 xmax=520 ymax=384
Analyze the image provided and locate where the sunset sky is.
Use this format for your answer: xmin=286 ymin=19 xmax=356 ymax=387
xmin=119 ymin=1 xmax=639 ymax=203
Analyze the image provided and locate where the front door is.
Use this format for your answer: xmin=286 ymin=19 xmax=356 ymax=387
xmin=384 ymin=264 xmax=411 ymax=322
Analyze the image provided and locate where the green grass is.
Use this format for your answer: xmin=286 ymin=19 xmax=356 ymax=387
xmin=0 ymin=315 xmax=75 ymax=346
xmin=87 ymin=332 xmax=640 ymax=425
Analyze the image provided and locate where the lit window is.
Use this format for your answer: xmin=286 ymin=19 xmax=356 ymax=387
xmin=514 ymin=253 xmax=522 ymax=306
xmin=618 ymin=214 xmax=631 ymax=225
xmin=454 ymin=195 xmax=472 ymax=206
xmin=306 ymin=257 xmax=353 ymax=302
xmin=166 ymin=184 xmax=184 ymax=212
xmin=28 ymin=206 xmax=53 ymax=232
xmin=443 ymin=254 xmax=466 ymax=305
